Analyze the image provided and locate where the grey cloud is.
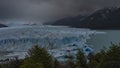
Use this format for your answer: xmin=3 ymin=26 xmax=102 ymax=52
xmin=0 ymin=0 xmax=120 ymax=22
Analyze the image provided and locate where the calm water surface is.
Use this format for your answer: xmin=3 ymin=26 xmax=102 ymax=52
xmin=87 ymin=30 xmax=120 ymax=52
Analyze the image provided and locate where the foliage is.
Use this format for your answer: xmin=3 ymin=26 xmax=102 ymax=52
xmin=54 ymin=59 xmax=61 ymax=68
xmin=20 ymin=45 xmax=54 ymax=68
xmin=20 ymin=58 xmax=43 ymax=68
xmin=98 ymin=44 xmax=120 ymax=68
xmin=76 ymin=44 xmax=120 ymax=68
xmin=0 ymin=43 xmax=120 ymax=68
xmin=76 ymin=49 xmax=87 ymax=68
xmin=0 ymin=58 xmax=23 ymax=68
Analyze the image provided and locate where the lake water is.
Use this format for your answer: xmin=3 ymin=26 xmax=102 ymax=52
xmin=87 ymin=30 xmax=120 ymax=52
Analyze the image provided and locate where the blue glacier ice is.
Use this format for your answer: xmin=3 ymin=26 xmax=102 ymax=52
xmin=0 ymin=25 xmax=104 ymax=61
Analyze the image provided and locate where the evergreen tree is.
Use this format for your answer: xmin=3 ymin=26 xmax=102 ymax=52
xmin=20 ymin=45 xmax=54 ymax=68
xmin=98 ymin=44 xmax=120 ymax=68
xmin=66 ymin=60 xmax=75 ymax=68
xmin=54 ymin=59 xmax=60 ymax=68
xmin=76 ymin=49 xmax=87 ymax=68
xmin=0 ymin=65 xmax=2 ymax=68
xmin=87 ymin=53 xmax=97 ymax=68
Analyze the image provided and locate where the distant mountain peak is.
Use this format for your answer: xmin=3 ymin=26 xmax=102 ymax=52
xmin=0 ymin=23 xmax=7 ymax=27
xmin=51 ymin=7 xmax=120 ymax=29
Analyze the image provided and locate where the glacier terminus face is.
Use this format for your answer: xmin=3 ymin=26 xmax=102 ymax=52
xmin=0 ymin=25 xmax=104 ymax=61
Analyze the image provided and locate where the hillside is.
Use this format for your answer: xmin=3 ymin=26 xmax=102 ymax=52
xmin=51 ymin=7 xmax=120 ymax=29
xmin=0 ymin=23 xmax=7 ymax=27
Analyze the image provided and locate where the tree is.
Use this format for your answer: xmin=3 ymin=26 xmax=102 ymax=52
xmin=88 ymin=49 xmax=106 ymax=68
xmin=87 ymin=53 xmax=97 ymax=68
xmin=20 ymin=58 xmax=43 ymax=68
xmin=98 ymin=44 xmax=120 ymax=68
xmin=20 ymin=45 xmax=54 ymax=68
xmin=76 ymin=49 xmax=87 ymax=68
xmin=0 ymin=65 xmax=2 ymax=68
xmin=54 ymin=59 xmax=60 ymax=68
xmin=66 ymin=60 xmax=75 ymax=68
xmin=0 ymin=58 xmax=23 ymax=68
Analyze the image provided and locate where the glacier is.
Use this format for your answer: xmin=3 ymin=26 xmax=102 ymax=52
xmin=0 ymin=25 xmax=105 ymax=61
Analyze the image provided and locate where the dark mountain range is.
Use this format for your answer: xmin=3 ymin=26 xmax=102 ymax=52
xmin=0 ymin=23 xmax=7 ymax=27
xmin=45 ymin=15 xmax=85 ymax=26
xmin=49 ymin=15 xmax=85 ymax=26
xmin=51 ymin=7 xmax=120 ymax=29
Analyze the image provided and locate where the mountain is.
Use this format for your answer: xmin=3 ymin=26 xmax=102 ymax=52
xmin=0 ymin=23 xmax=7 ymax=27
xmin=50 ymin=15 xmax=85 ymax=27
xmin=51 ymin=7 xmax=120 ymax=29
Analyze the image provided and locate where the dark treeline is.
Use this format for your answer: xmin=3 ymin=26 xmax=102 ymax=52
xmin=0 ymin=43 xmax=120 ymax=68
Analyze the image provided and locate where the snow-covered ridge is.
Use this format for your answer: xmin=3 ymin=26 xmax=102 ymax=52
xmin=0 ymin=25 xmax=104 ymax=61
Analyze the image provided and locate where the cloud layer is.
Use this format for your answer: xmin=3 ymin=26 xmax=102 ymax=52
xmin=0 ymin=0 xmax=120 ymax=22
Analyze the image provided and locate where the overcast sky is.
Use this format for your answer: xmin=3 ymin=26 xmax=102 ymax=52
xmin=0 ymin=0 xmax=120 ymax=22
